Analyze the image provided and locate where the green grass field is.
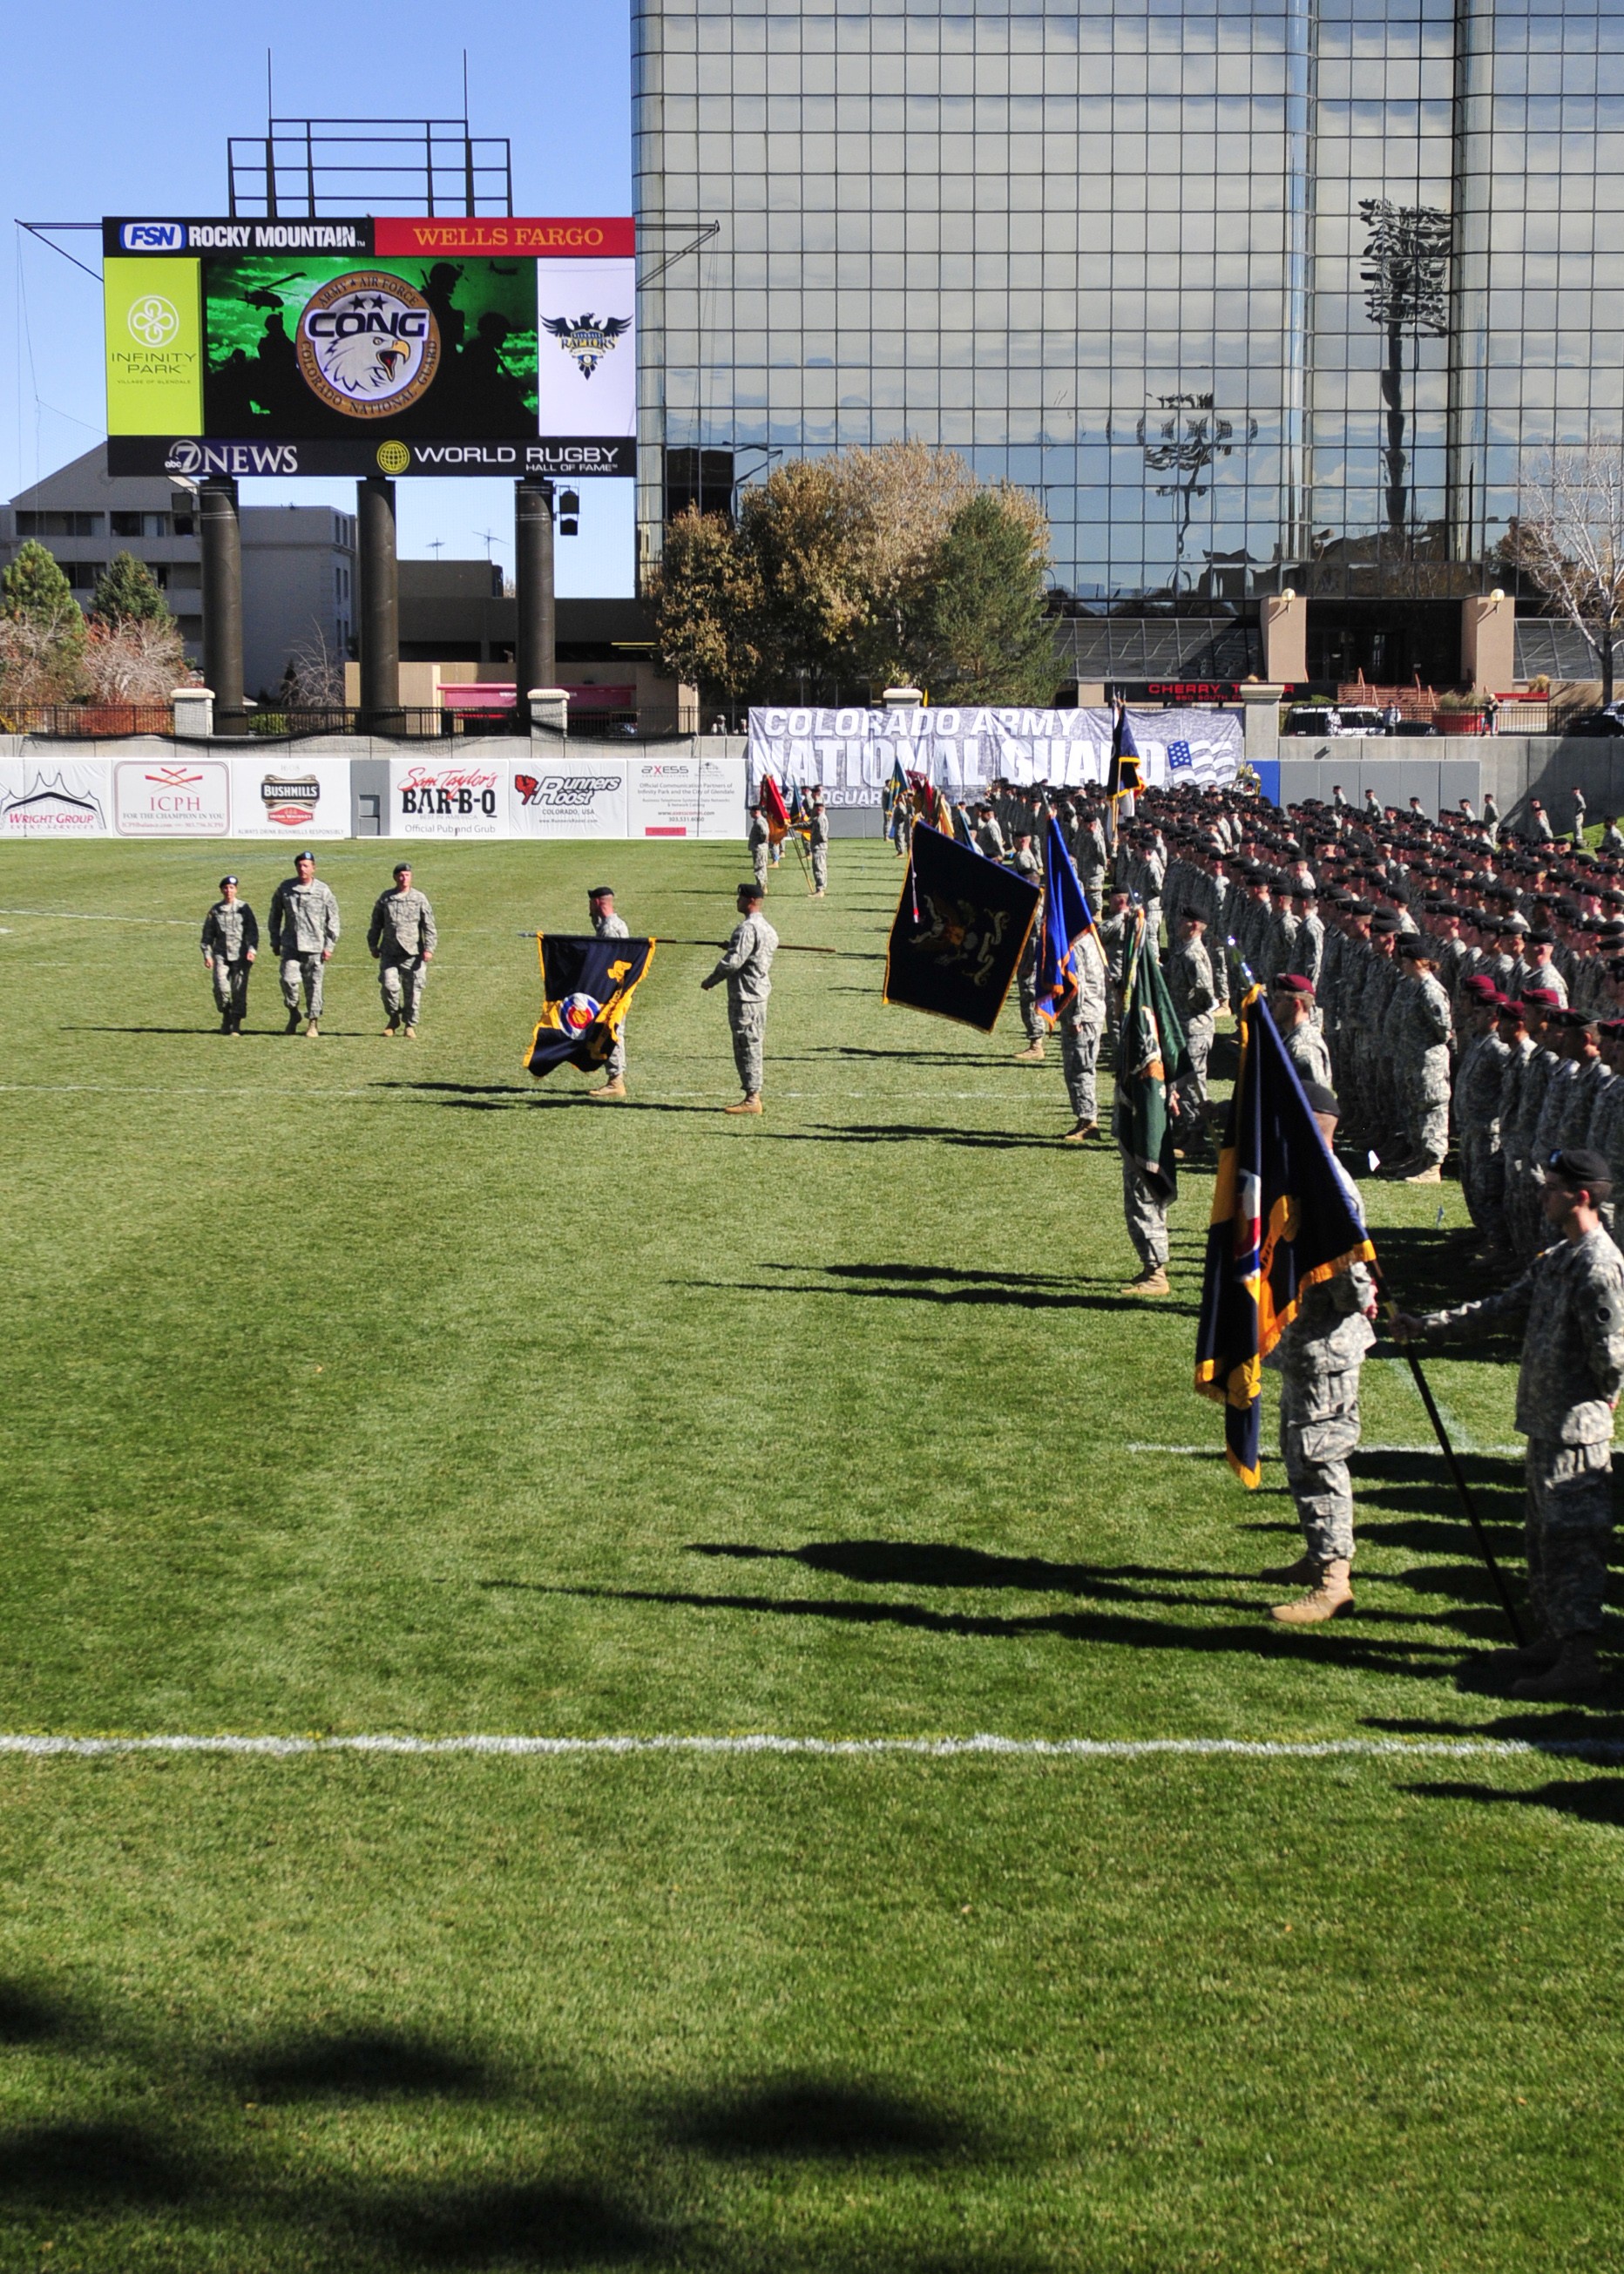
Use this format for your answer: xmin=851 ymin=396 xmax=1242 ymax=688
xmin=3 ymin=836 xmax=1622 ymax=2271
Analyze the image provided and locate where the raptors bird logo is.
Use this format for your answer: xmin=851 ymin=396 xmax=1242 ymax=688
xmin=541 ymin=312 xmax=631 ymax=378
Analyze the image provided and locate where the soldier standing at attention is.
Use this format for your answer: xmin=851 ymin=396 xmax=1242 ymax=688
xmin=1059 ymin=922 xmax=1109 ymax=1144
xmin=701 ymin=881 xmax=779 ymax=1116
xmin=808 ymin=788 xmax=830 ymax=897
xmin=1168 ymin=908 xmax=1219 ymax=1141
xmin=586 ymin=883 xmax=631 ymax=1101
xmin=367 ymin=862 xmax=436 ymax=1039
xmin=1396 ymin=1149 xmax=1624 ymax=1701
xmin=269 ymin=850 xmax=340 ymax=1038
xmin=1264 ymin=1082 xmax=1378 ymax=1625
xmin=747 ymin=805 xmax=771 ymax=894
xmin=1385 ymin=937 xmax=1453 ymax=1182
xmin=200 ymin=873 xmax=258 ymax=1035
xmin=1271 ymin=972 xmax=1333 ymax=1089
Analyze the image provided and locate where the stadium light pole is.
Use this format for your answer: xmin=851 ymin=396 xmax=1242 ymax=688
xmin=357 ymin=476 xmax=403 ymax=734
xmin=514 ymin=477 xmax=557 ymax=731
xmin=199 ymin=477 xmax=247 ymax=737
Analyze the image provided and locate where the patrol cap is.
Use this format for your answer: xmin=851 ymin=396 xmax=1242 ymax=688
xmin=1301 ymin=1081 xmax=1340 ymax=1120
xmin=1546 ymin=1147 xmax=1612 ymax=1199
xmin=219 ymin=875 xmax=238 ymax=890
xmin=1273 ymin=971 xmax=1316 ymax=998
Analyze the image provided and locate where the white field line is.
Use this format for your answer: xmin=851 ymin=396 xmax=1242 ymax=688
xmin=1 ymin=1732 xmax=1620 ymax=1762
xmin=1127 ymin=1442 xmax=1524 ymax=1458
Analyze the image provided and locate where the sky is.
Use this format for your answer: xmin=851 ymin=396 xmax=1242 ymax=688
xmin=3 ymin=0 xmax=635 ymax=593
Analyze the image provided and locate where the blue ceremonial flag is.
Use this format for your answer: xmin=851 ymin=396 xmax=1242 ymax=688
xmin=1034 ymin=811 xmax=1096 ymax=1025
xmin=882 ymin=757 xmax=907 ymax=823
xmin=1106 ymin=703 xmax=1143 ymax=801
xmin=951 ymin=800 xmax=974 ymax=848
xmin=1194 ymin=988 xmax=1377 ymax=1486
xmin=525 ymin=933 xmax=656 ymax=1077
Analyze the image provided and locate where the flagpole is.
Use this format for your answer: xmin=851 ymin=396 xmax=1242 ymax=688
xmin=1384 ymin=1303 xmax=1526 ymax=1645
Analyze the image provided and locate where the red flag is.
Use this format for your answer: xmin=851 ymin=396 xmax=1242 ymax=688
xmin=760 ymin=775 xmax=792 ymax=845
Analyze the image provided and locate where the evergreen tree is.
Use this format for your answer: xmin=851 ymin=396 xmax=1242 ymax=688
xmin=0 ymin=539 xmax=85 ymax=701
xmin=904 ymin=490 xmax=1059 ymax=705
xmin=91 ymin=551 xmax=174 ymax=626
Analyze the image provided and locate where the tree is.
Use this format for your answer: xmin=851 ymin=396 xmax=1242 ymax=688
xmin=0 ymin=539 xmax=85 ymax=706
xmin=91 ymin=551 xmax=174 ymax=626
xmin=1508 ymin=446 xmax=1624 ymax=707
xmin=649 ymin=505 xmax=766 ymax=699
xmin=903 ymin=490 xmax=1058 ymax=704
xmin=1359 ymin=200 xmax=1451 ymax=549
xmin=648 ymin=443 xmax=1055 ymax=705
xmin=80 ymin=614 xmax=189 ymax=705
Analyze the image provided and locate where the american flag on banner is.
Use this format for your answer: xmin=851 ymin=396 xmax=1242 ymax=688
xmin=1167 ymin=739 xmax=1194 ymax=773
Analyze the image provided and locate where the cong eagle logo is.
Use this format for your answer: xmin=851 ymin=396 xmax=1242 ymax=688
xmin=296 ymin=271 xmax=440 ymax=418
xmin=541 ymin=311 xmax=631 ymax=379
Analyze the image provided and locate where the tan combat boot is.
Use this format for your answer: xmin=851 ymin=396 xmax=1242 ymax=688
xmin=725 ymin=1093 xmax=764 ymax=1115
xmin=1063 ymin=1120 xmax=1100 ymax=1145
xmin=1121 ymin=1266 xmax=1170 ymax=1297
xmin=590 ymin=1078 xmax=627 ymax=1101
xmin=305 ymin=1018 xmax=320 ymax=1039
xmin=1510 ymin=1637 xmax=1606 ymax=1702
xmin=403 ymin=1025 xmax=417 ymax=1039
xmin=1402 ymin=1162 xmax=1443 ymax=1184
xmin=1013 ymin=1040 xmax=1045 ymax=1063
xmin=1270 ymin=1558 xmax=1354 ymax=1623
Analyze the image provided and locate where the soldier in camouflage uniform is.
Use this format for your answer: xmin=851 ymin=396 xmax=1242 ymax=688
xmin=200 ymin=874 xmax=258 ymax=1034
xmin=1264 ymin=1080 xmax=1377 ymax=1624
xmin=1453 ymin=978 xmax=1512 ymax=1257
xmin=1167 ymin=908 xmax=1218 ymax=1140
xmin=586 ymin=883 xmax=631 ymax=1100
xmin=268 ymin=851 xmax=341 ymax=1037
xmin=1384 ymin=937 xmax=1453 ymax=1181
xmin=747 ymin=806 xmax=772 ymax=893
xmin=808 ymin=788 xmax=830 ymax=896
xmin=1397 ymin=1148 xmax=1624 ymax=1701
xmin=366 ymin=862 xmax=437 ymax=1038
xmin=701 ymin=881 xmax=779 ymax=1114
xmin=1060 ymin=924 xmax=1109 ymax=1142
xmin=1270 ymin=972 xmax=1332 ymax=1089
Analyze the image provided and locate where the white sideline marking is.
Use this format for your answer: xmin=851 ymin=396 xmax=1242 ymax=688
xmin=1127 ymin=1442 xmax=1524 ymax=1458
xmin=1 ymin=1732 xmax=1620 ymax=1763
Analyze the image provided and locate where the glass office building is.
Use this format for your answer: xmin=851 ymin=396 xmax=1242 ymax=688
xmin=633 ymin=0 xmax=1624 ymax=684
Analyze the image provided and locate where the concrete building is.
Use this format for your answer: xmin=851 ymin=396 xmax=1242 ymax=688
xmin=0 ymin=445 xmax=355 ymax=700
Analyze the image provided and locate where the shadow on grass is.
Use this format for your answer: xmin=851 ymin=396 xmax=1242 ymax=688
xmin=226 ymin=2029 xmax=496 ymax=2102
xmin=662 ymin=2078 xmax=980 ymax=2163
xmin=1404 ymin=1778 xmax=1624 ymax=1825
xmin=505 ymin=1576 xmax=1492 ymax=1673
xmin=0 ymin=2121 xmax=189 ymax=2205
xmin=0 ymin=1981 xmax=76 ymax=2043
xmin=687 ymin=1268 xmax=1204 ymax=1316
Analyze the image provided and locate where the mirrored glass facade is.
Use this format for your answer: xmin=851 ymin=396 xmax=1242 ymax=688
xmin=633 ymin=0 xmax=1624 ymax=645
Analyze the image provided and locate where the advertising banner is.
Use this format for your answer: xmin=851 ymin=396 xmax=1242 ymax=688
xmin=626 ymin=753 xmax=747 ymax=839
xmin=227 ymin=757 xmax=352 ymax=839
xmin=114 ymin=756 xmax=231 ymax=836
xmin=745 ymin=707 xmax=1242 ymax=803
xmin=103 ymin=216 xmax=636 ymax=480
xmin=389 ymin=758 xmax=505 ymax=838
xmin=507 ymin=758 xmax=629 ymax=838
xmin=0 ymin=761 xmax=112 ymax=836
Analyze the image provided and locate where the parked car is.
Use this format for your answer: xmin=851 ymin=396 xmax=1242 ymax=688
xmin=1568 ymin=704 xmax=1624 ymax=738
xmin=1282 ymin=705 xmax=1388 ymax=737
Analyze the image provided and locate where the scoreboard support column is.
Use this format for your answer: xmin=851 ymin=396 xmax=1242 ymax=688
xmin=199 ymin=479 xmax=246 ymax=739
xmin=357 ymin=476 xmax=403 ymax=735
xmin=515 ymin=478 xmax=557 ymax=733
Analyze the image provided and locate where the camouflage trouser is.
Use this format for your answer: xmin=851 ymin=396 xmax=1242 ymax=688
xmin=1061 ymin=1015 xmax=1101 ymax=1122
xmin=209 ymin=958 xmax=251 ymax=1021
xmin=279 ymin=952 xmax=325 ymax=1017
xmin=1524 ymin=1436 xmax=1614 ymax=1641
xmin=1018 ymin=975 xmax=1043 ymax=1044
xmin=1401 ymin=1083 xmax=1449 ymax=1167
xmin=730 ymin=1003 xmax=767 ymax=1095
xmin=811 ymin=844 xmax=828 ymax=890
xmin=603 ymin=1025 xmax=626 ymax=1080
xmin=1459 ymin=1134 xmax=1506 ymax=1242
xmin=752 ymin=846 xmax=769 ymax=891
xmin=379 ymin=954 xmax=427 ymax=1028
xmin=1176 ymin=1019 xmax=1213 ymax=1127
xmin=1279 ymin=1374 xmax=1361 ymax=1563
xmin=1509 ymin=1165 xmax=1547 ymax=1259
xmin=1115 ymin=1111 xmax=1170 ymax=1270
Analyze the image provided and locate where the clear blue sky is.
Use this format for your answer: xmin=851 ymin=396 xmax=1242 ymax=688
xmin=3 ymin=1 xmax=635 ymax=593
